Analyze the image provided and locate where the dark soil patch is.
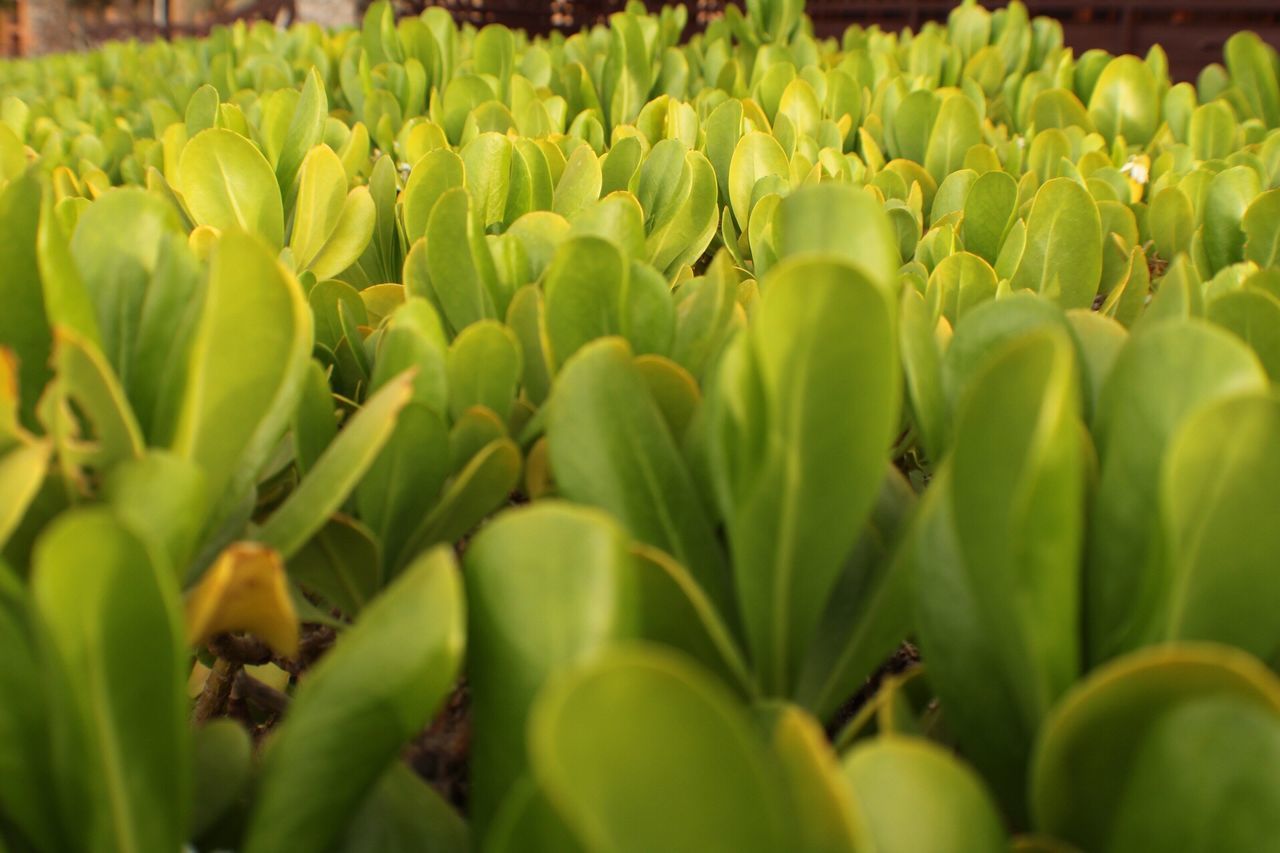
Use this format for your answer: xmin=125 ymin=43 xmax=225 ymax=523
xmin=404 ymin=680 xmax=472 ymax=810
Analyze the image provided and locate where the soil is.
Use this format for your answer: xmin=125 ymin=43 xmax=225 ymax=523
xmin=404 ymin=680 xmax=472 ymax=810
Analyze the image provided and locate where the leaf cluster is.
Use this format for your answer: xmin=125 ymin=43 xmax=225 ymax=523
xmin=2 ymin=0 xmax=1280 ymax=849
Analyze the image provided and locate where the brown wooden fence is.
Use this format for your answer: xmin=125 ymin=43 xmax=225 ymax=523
xmin=0 ymin=3 xmax=26 ymax=57
xmin=2 ymin=0 xmax=299 ymax=56
xmin=80 ymin=0 xmax=296 ymax=43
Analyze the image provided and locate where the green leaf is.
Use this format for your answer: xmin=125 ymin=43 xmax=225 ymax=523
xmin=942 ymin=291 xmax=1069 ymax=411
xmin=1243 ymin=188 xmax=1280 ymax=268
xmin=50 ymin=326 xmax=145 ymax=469
xmin=32 ymin=509 xmax=187 ymax=853
xmin=293 ymin=359 xmax=337 ymax=476
xmin=341 ymin=154 xmax=404 ymax=288
xmin=930 ymin=168 xmax=978 ymax=224
xmin=340 ymin=762 xmax=468 ymax=853
xmin=402 ymin=149 xmax=465 ymax=243
xmin=529 ymin=646 xmax=792 ymax=853
xmin=69 ymin=188 xmax=182 ymax=388
xmin=627 ymin=540 xmax=754 ymax=695
xmin=290 ymin=145 xmax=376 ymax=280
xmin=793 ymin=466 xmax=917 ymax=720
xmin=1149 ymin=185 xmax=1194 ymax=261
xmin=670 ymin=252 xmax=742 ymax=381
xmin=36 ymin=184 xmax=98 ymax=351
xmin=449 ymin=406 xmax=506 ymax=474
xmin=1107 ymin=696 xmax=1280 ymax=851
xmin=704 ymin=99 xmax=744 ymax=208
xmin=243 ymin=547 xmax=464 ymax=853
xmin=0 ymin=173 xmax=50 ymax=430
xmin=257 ymin=370 xmax=415 ymax=559
xmin=1029 ymin=88 xmax=1093 ymax=133
xmin=1031 ymin=644 xmax=1280 ymax=851
xmin=185 ymin=84 xmax=219 ymax=136
xmin=1086 ymin=320 xmax=1267 ymax=664
xmin=635 ymin=138 xmax=691 ymax=233
xmin=914 ymin=328 xmax=1084 ymax=820
xmin=1137 ymin=255 xmax=1203 ymax=330
xmin=892 ymin=89 xmax=941 ymax=165
xmin=621 ymin=260 xmax=676 ymax=357
xmin=899 ymin=288 xmax=948 ymax=462
xmin=760 ymin=704 xmax=865 ymax=853
xmin=1011 ymin=177 xmax=1103 ymax=309
xmin=548 ymin=337 xmax=730 ymax=611
xmin=0 ymin=568 xmax=62 ymax=852
xmin=1065 ymin=309 xmax=1127 ymax=422
xmin=128 ymin=234 xmax=205 ymax=443
xmin=994 ymin=216 xmax=1027 ymax=280
xmin=926 ymin=250 xmax=998 ymax=326
xmin=274 ymin=67 xmax=329 ymax=217
xmin=425 ymin=187 xmax=503 ymax=335
xmin=843 ymin=736 xmax=1006 ymax=853
xmin=1157 ymin=394 xmax=1280 ymax=660
xmin=394 ymin=436 xmax=521 ymax=572
xmin=1099 ymin=244 xmax=1150 ymax=329
xmin=924 ymin=93 xmax=982 ymax=186
xmin=646 ymin=151 xmax=720 ymax=277
xmin=484 ymin=776 xmax=583 ymax=853
xmin=189 ymin=719 xmax=252 ymax=841
xmin=1203 ymin=165 xmax=1260 ymax=274
xmin=0 ymin=122 xmax=25 ymax=181
xmin=1207 ymin=287 xmax=1280 ymax=380
xmin=602 ymin=13 xmax=654 ymax=128
xmin=552 ymin=143 xmax=602 ymax=219
xmin=1087 ymin=55 xmax=1160 ymax=145
xmin=103 ymin=452 xmax=206 ymax=578
xmin=960 ymin=168 xmax=1017 ymax=264
xmin=633 ymin=355 xmax=699 ymax=442
xmin=777 ymin=78 xmax=821 ymax=140
xmin=171 ymin=230 xmax=313 ymax=527
xmin=462 ymin=132 xmax=514 ymax=230
xmin=1188 ymin=100 xmax=1237 ymax=161
xmin=729 ymin=131 xmax=788 ymax=231
xmin=773 ymin=183 xmax=900 ymax=288
xmin=0 ymin=441 xmax=48 ymax=552
xmin=542 ymin=235 xmax=626 ymax=370
xmin=372 ymin=298 xmax=449 ymax=414
xmin=356 ymin=402 xmax=450 ymax=574
xmin=505 ymin=284 xmax=553 ymax=406
xmin=1225 ymin=31 xmax=1280 ymax=128
xmin=571 ymin=192 xmax=646 ymax=258
xmin=445 ymin=320 xmax=521 ymax=423
xmin=706 ymin=256 xmax=899 ymax=696
xmin=177 ymin=128 xmax=284 ymax=249
xmin=311 ymin=279 xmax=367 ymax=353
xmin=507 ymin=208 xmax=571 ymax=281
xmin=464 ymin=503 xmax=641 ymax=833
xmin=289 ymin=514 xmax=379 ymax=618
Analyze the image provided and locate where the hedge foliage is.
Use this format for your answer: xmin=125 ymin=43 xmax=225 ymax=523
xmin=2 ymin=1 xmax=1280 ymax=850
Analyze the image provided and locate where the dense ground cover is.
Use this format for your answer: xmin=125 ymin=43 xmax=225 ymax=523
xmin=1 ymin=0 xmax=1279 ymax=849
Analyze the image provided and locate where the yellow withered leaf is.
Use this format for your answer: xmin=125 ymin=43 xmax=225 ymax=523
xmin=185 ymin=542 xmax=300 ymax=658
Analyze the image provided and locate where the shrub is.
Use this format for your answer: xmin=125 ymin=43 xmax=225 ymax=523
xmin=1 ymin=1 xmax=1279 ymax=850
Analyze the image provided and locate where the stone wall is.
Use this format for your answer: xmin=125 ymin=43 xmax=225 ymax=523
xmin=295 ymin=0 xmax=356 ymax=29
